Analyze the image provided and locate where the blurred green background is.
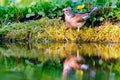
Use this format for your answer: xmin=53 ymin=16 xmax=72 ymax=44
xmin=0 ymin=0 xmax=38 ymax=7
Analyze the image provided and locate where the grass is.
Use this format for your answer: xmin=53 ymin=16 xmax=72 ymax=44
xmin=1 ymin=17 xmax=120 ymax=42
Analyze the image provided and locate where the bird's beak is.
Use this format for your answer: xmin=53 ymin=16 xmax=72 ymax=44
xmin=62 ymin=10 xmax=64 ymax=12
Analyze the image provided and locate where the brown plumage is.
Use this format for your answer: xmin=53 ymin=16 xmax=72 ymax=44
xmin=62 ymin=6 xmax=97 ymax=31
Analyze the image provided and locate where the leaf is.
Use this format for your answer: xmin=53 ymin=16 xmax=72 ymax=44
xmin=111 ymin=0 xmax=117 ymax=8
xmin=38 ymin=11 xmax=45 ymax=16
xmin=97 ymin=17 xmax=104 ymax=21
xmin=26 ymin=13 xmax=35 ymax=18
xmin=99 ymin=59 xmax=103 ymax=65
xmin=28 ymin=8 xmax=32 ymax=13
xmin=108 ymin=12 xmax=114 ymax=17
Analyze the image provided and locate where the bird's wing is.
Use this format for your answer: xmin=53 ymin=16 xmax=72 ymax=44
xmin=73 ymin=13 xmax=90 ymax=22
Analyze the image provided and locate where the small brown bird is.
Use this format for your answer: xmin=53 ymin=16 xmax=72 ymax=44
xmin=62 ymin=55 xmax=88 ymax=77
xmin=62 ymin=6 xmax=97 ymax=31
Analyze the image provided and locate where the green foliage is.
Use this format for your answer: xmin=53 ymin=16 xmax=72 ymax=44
xmin=113 ymin=8 xmax=120 ymax=20
xmin=0 ymin=0 xmax=120 ymax=24
xmin=0 ymin=0 xmax=8 ymax=6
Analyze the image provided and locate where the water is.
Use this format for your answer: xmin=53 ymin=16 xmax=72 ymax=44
xmin=0 ymin=42 xmax=120 ymax=80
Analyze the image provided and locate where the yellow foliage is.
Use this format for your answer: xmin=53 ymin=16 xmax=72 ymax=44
xmin=5 ymin=17 xmax=120 ymax=42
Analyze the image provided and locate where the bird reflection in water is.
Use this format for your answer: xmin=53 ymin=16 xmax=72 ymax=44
xmin=62 ymin=55 xmax=89 ymax=80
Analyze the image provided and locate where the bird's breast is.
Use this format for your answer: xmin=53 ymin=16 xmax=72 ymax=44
xmin=65 ymin=17 xmax=77 ymax=27
xmin=65 ymin=17 xmax=85 ymax=28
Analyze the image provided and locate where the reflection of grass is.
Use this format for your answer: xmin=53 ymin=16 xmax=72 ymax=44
xmin=1 ymin=41 xmax=120 ymax=80
xmin=0 ymin=53 xmax=119 ymax=80
xmin=0 ymin=56 xmax=62 ymax=80
xmin=78 ymin=43 xmax=120 ymax=60
xmin=1 ymin=18 xmax=120 ymax=42
xmin=0 ymin=43 xmax=120 ymax=61
xmin=0 ymin=43 xmax=120 ymax=79
xmin=112 ymin=62 xmax=120 ymax=80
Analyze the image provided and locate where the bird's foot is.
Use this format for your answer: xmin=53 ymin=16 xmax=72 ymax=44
xmin=77 ymin=27 xmax=80 ymax=31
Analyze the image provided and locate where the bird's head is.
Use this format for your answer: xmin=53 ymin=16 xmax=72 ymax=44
xmin=62 ymin=8 xmax=74 ymax=17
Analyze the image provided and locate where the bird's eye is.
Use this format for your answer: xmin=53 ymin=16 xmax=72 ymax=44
xmin=66 ymin=10 xmax=68 ymax=11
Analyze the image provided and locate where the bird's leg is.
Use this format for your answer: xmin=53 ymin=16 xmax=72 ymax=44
xmin=70 ymin=28 xmax=73 ymax=33
xmin=64 ymin=33 xmax=69 ymax=42
xmin=64 ymin=23 xmax=71 ymax=41
xmin=77 ymin=27 xmax=80 ymax=31
xmin=76 ymin=27 xmax=80 ymax=40
xmin=77 ymin=47 xmax=79 ymax=58
xmin=65 ymin=23 xmax=69 ymax=28
xmin=77 ymin=21 xmax=86 ymax=32
xmin=63 ymin=28 xmax=69 ymax=42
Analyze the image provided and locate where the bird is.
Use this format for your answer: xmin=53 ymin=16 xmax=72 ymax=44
xmin=62 ymin=6 xmax=98 ymax=31
xmin=62 ymin=55 xmax=88 ymax=77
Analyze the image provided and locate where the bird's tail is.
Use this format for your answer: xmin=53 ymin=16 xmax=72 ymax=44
xmin=89 ymin=6 xmax=98 ymax=14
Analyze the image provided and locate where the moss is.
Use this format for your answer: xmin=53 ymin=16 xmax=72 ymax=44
xmin=1 ymin=17 xmax=120 ymax=42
